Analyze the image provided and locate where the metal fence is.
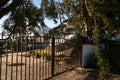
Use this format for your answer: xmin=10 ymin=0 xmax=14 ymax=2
xmin=0 ymin=35 xmax=82 ymax=80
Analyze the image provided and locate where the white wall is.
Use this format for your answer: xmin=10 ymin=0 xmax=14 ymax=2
xmin=82 ymin=44 xmax=95 ymax=67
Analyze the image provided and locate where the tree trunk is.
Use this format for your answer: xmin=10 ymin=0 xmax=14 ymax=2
xmin=82 ymin=0 xmax=91 ymax=37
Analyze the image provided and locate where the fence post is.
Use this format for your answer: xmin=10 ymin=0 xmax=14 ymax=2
xmin=0 ymin=41 xmax=1 ymax=80
xmin=51 ymin=36 xmax=55 ymax=78
xmin=0 ymin=33 xmax=3 ymax=79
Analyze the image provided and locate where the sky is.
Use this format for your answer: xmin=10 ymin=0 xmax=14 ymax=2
xmin=0 ymin=0 xmax=63 ymax=38
xmin=32 ymin=0 xmax=63 ymax=28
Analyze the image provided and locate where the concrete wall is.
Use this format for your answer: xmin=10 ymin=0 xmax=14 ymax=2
xmin=82 ymin=44 xmax=95 ymax=67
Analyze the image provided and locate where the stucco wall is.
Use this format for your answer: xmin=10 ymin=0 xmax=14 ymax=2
xmin=82 ymin=44 xmax=95 ymax=67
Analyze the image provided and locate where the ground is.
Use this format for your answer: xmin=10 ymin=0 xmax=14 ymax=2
xmin=52 ymin=67 xmax=98 ymax=80
xmin=1 ymin=52 xmax=120 ymax=80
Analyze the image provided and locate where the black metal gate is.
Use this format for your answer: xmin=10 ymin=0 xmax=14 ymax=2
xmin=0 ymin=35 xmax=81 ymax=80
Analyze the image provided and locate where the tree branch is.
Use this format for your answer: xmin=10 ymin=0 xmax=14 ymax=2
xmin=0 ymin=0 xmax=10 ymax=8
xmin=0 ymin=0 xmax=23 ymax=19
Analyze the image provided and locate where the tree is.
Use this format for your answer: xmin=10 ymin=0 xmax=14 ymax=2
xmin=0 ymin=0 xmax=24 ymax=19
xmin=1 ymin=0 xmax=120 ymax=79
xmin=62 ymin=0 xmax=120 ymax=41
xmin=41 ymin=0 xmax=65 ymax=23
xmin=60 ymin=0 xmax=120 ymax=79
xmin=2 ymin=0 xmax=45 ymax=38
xmin=1 ymin=0 xmax=63 ymax=38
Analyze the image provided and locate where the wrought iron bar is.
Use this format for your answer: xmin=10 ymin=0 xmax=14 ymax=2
xmin=51 ymin=36 xmax=55 ymax=77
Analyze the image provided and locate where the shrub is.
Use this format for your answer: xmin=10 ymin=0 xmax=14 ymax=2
xmin=34 ymin=52 xmax=51 ymax=61
xmin=103 ymin=43 xmax=120 ymax=74
xmin=41 ymin=53 xmax=51 ymax=61
xmin=20 ymin=53 xmax=32 ymax=57
xmin=35 ymin=53 xmax=41 ymax=58
xmin=62 ymin=57 xmax=71 ymax=64
xmin=56 ymin=54 xmax=66 ymax=58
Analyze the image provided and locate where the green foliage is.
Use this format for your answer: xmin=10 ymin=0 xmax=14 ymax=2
xmin=90 ymin=0 xmax=120 ymax=38
xmin=93 ymin=18 xmax=110 ymax=79
xmin=103 ymin=42 xmax=120 ymax=74
xmin=41 ymin=0 xmax=64 ymax=23
xmin=20 ymin=53 xmax=32 ymax=57
xmin=56 ymin=54 xmax=66 ymax=58
xmin=1 ymin=0 xmax=120 ymax=79
xmin=0 ymin=40 xmax=4 ymax=55
xmin=96 ymin=52 xmax=110 ymax=80
xmin=34 ymin=53 xmax=41 ymax=58
xmin=42 ymin=53 xmax=51 ymax=60
xmin=0 ymin=0 xmax=24 ymax=19
xmin=62 ymin=57 xmax=71 ymax=64
xmin=20 ymin=51 xmax=51 ymax=60
xmin=33 ymin=52 xmax=51 ymax=61
xmin=49 ymin=1 xmax=120 ymax=78
xmin=62 ymin=0 xmax=120 ymax=40
xmin=2 ymin=0 xmax=44 ymax=37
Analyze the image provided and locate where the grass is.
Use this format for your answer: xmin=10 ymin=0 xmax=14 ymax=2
xmin=19 ymin=50 xmax=70 ymax=62
xmin=20 ymin=50 xmax=51 ymax=61
xmin=19 ymin=53 xmax=32 ymax=57
xmin=35 ymin=52 xmax=51 ymax=60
